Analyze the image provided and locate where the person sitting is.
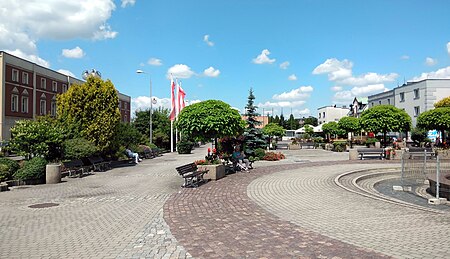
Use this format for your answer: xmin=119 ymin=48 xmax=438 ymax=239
xmin=125 ymin=147 xmax=141 ymax=163
xmin=232 ymin=146 xmax=250 ymax=172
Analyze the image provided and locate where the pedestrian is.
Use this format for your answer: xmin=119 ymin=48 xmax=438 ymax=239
xmin=125 ymin=147 xmax=141 ymax=163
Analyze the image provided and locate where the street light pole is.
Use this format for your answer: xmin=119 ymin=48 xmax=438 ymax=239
xmin=136 ymin=70 xmax=152 ymax=145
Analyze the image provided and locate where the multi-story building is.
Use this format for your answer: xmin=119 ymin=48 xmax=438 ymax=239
xmin=317 ymin=105 xmax=349 ymax=125
xmin=368 ymin=79 xmax=450 ymax=127
xmin=0 ymin=51 xmax=131 ymax=141
xmin=348 ymin=97 xmax=368 ymax=118
xmin=241 ymin=115 xmax=269 ymax=129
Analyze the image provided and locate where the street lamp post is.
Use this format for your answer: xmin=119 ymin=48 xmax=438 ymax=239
xmin=136 ymin=70 xmax=153 ymax=145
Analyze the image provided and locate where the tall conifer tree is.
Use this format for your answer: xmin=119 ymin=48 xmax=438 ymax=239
xmin=243 ymin=88 xmax=266 ymax=156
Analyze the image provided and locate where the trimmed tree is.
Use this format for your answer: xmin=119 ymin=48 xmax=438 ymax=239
xmin=177 ymin=100 xmax=245 ymax=147
xmin=417 ymin=107 xmax=450 ymax=143
xmin=243 ymin=89 xmax=266 ymax=156
xmin=57 ymin=76 xmax=121 ymax=155
xmin=262 ymin=123 xmax=285 ymax=144
xmin=434 ymin=96 xmax=450 ymax=108
xmin=322 ymin=121 xmax=345 ymax=140
xmin=359 ymin=105 xmax=411 ymax=146
xmin=338 ymin=116 xmax=361 ymax=145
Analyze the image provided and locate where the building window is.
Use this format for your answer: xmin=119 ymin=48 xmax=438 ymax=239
xmin=414 ymin=88 xmax=420 ymax=99
xmin=414 ymin=106 xmax=420 ymax=117
xmin=22 ymin=72 xmax=29 ymax=84
xmin=11 ymin=94 xmax=19 ymax=112
xmin=40 ymin=100 xmax=47 ymax=115
xmin=124 ymin=115 xmax=128 ymax=122
xmin=50 ymin=101 xmax=56 ymax=116
xmin=119 ymin=101 xmax=122 ymax=109
xmin=41 ymin=78 xmax=46 ymax=89
xmin=318 ymin=113 xmax=321 ymax=119
xmin=378 ymin=101 xmax=381 ymax=105
xmin=323 ymin=112 xmax=325 ymax=118
xmin=12 ymin=69 xmax=19 ymax=82
xmin=21 ymin=96 xmax=29 ymax=113
xmin=387 ymin=99 xmax=391 ymax=105
xmin=124 ymin=102 xmax=127 ymax=109
xmin=62 ymin=84 xmax=68 ymax=92
xmin=371 ymin=102 xmax=374 ymax=107
xmin=52 ymin=81 xmax=57 ymax=92
xmin=400 ymin=92 xmax=405 ymax=102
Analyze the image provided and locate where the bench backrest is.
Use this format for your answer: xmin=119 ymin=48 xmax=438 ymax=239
xmin=175 ymin=163 xmax=197 ymax=176
xmin=357 ymin=148 xmax=384 ymax=152
xmin=63 ymin=159 xmax=84 ymax=169
xmin=408 ymin=147 xmax=433 ymax=153
xmin=88 ymin=156 xmax=104 ymax=164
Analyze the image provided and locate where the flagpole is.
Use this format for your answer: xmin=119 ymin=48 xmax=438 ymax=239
xmin=171 ymin=121 xmax=174 ymax=152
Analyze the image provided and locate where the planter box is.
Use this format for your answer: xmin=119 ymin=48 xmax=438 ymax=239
xmin=201 ymin=164 xmax=225 ymax=181
xmin=5 ymin=178 xmax=45 ymax=187
xmin=288 ymin=144 xmax=300 ymax=150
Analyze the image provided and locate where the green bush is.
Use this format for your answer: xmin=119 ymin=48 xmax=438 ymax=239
xmin=14 ymin=157 xmax=48 ymax=180
xmin=254 ymin=148 xmax=266 ymax=160
xmin=332 ymin=141 xmax=347 ymax=152
xmin=177 ymin=140 xmax=194 ymax=154
xmin=63 ymin=138 xmax=97 ymax=160
xmin=0 ymin=158 xmax=20 ymax=182
xmin=365 ymin=138 xmax=378 ymax=147
xmin=0 ymin=164 xmax=10 ymax=182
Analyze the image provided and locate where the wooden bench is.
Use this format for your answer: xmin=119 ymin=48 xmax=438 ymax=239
xmin=139 ymin=148 xmax=155 ymax=159
xmin=276 ymin=143 xmax=289 ymax=150
xmin=300 ymin=142 xmax=315 ymax=149
xmin=88 ymin=156 xmax=111 ymax=172
xmin=175 ymin=163 xmax=208 ymax=188
xmin=62 ymin=159 xmax=90 ymax=178
xmin=357 ymin=148 xmax=384 ymax=160
xmin=407 ymin=147 xmax=435 ymax=160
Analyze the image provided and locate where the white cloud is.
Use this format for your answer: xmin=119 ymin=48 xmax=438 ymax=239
xmin=203 ymin=67 xmax=220 ymax=77
xmin=313 ymin=58 xmax=398 ymax=86
xmin=257 ymin=100 xmax=306 ymax=108
xmin=280 ymin=61 xmax=290 ymax=69
xmin=131 ymin=96 xmax=172 ymax=116
xmin=288 ymin=74 xmax=297 ymax=81
xmin=333 ymin=91 xmax=353 ymax=104
xmin=0 ymin=1 xmax=117 ymax=65
xmin=296 ymin=108 xmax=310 ymax=115
xmin=350 ymin=84 xmax=388 ymax=96
xmin=401 ymin=55 xmax=410 ymax=60
xmin=62 ymin=46 xmax=85 ymax=59
xmin=312 ymin=58 xmax=353 ymax=81
xmin=7 ymin=49 xmax=50 ymax=68
xmin=57 ymin=69 xmax=76 ymax=77
xmin=447 ymin=42 xmax=450 ymax=55
xmin=203 ymin=35 xmax=214 ymax=47
xmin=425 ymin=57 xmax=437 ymax=66
xmin=121 ymin=0 xmax=135 ymax=8
xmin=411 ymin=66 xmax=450 ymax=81
xmin=272 ymin=86 xmax=313 ymax=101
xmin=148 ymin=58 xmax=162 ymax=66
xmin=167 ymin=64 xmax=195 ymax=79
xmin=252 ymin=49 xmax=276 ymax=64
xmin=331 ymin=86 xmax=342 ymax=91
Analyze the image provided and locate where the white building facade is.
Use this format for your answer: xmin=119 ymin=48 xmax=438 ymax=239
xmin=317 ymin=105 xmax=349 ymax=125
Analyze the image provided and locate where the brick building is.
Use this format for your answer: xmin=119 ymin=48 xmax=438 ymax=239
xmin=0 ymin=51 xmax=131 ymax=141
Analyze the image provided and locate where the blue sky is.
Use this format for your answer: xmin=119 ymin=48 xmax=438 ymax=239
xmin=2 ymin=0 xmax=450 ymax=117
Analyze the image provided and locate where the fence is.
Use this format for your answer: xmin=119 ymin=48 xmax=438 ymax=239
xmin=401 ymin=152 xmax=450 ymax=201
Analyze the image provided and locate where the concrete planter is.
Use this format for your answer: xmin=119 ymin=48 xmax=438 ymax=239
xmin=46 ymin=163 xmax=61 ymax=184
xmin=201 ymin=164 xmax=225 ymax=181
xmin=288 ymin=144 xmax=300 ymax=150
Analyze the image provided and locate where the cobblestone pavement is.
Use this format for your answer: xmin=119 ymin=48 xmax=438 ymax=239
xmin=3 ymin=147 xmax=449 ymax=259
xmin=0 ymin=148 xmax=205 ymax=259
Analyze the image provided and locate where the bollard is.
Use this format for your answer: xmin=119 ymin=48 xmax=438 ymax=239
xmin=46 ymin=163 xmax=62 ymax=184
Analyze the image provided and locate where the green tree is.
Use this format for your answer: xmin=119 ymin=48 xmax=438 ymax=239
xmin=279 ymin=114 xmax=286 ymax=128
xmin=287 ymin=114 xmax=299 ymax=130
xmin=57 ymin=76 xmax=121 ymax=155
xmin=132 ymin=107 xmax=170 ymax=148
xmin=338 ymin=116 xmax=360 ymax=140
xmin=304 ymin=116 xmax=318 ymax=127
xmin=262 ymin=123 xmax=285 ymax=143
xmin=360 ymin=105 xmax=411 ymax=146
xmin=177 ymin=100 xmax=245 ymax=146
xmin=243 ymin=89 xmax=266 ymax=156
xmin=322 ymin=121 xmax=345 ymax=140
xmin=417 ymin=107 xmax=450 ymax=142
xmin=9 ymin=116 xmax=65 ymax=161
xmin=410 ymin=127 xmax=429 ymax=145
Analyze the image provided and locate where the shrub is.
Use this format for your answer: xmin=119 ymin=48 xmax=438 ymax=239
xmin=177 ymin=140 xmax=194 ymax=154
xmin=332 ymin=141 xmax=347 ymax=152
xmin=254 ymin=148 xmax=266 ymax=160
xmin=14 ymin=157 xmax=48 ymax=180
xmin=0 ymin=158 xmax=20 ymax=182
xmin=63 ymin=138 xmax=97 ymax=160
xmin=365 ymin=138 xmax=378 ymax=147
xmin=263 ymin=152 xmax=285 ymax=161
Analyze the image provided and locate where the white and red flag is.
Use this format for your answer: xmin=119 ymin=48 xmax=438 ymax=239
xmin=177 ymin=81 xmax=186 ymax=115
xmin=169 ymin=76 xmax=176 ymax=121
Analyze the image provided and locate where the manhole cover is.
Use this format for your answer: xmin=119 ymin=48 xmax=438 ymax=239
xmin=28 ymin=203 xmax=59 ymax=209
